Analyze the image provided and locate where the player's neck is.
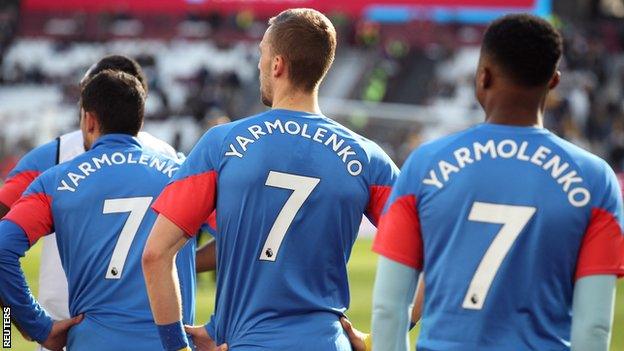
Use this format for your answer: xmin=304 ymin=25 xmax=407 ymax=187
xmin=485 ymin=111 xmax=544 ymax=128
xmin=271 ymin=85 xmax=321 ymax=115
xmin=483 ymin=93 xmax=545 ymax=128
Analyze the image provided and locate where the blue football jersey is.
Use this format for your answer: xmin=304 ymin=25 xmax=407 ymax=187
xmin=153 ymin=109 xmax=399 ymax=350
xmin=374 ymin=123 xmax=624 ymax=351
xmin=5 ymin=134 xmax=196 ymax=350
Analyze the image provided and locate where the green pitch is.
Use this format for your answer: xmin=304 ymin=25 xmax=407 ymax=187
xmin=9 ymin=239 xmax=624 ymax=350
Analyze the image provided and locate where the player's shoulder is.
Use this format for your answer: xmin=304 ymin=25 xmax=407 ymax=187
xmin=8 ymin=139 xmax=58 ymax=177
xmin=322 ymin=118 xmax=399 ymax=180
xmin=304 ymin=114 xmax=398 ymax=175
xmin=547 ymin=133 xmax=611 ymax=179
xmin=348 ymin=131 xmax=396 ymax=171
xmin=543 ymin=132 xmax=621 ymax=211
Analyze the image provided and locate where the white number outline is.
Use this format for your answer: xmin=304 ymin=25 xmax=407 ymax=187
xmin=103 ymin=197 xmax=153 ymax=279
xmin=463 ymin=202 xmax=536 ymax=310
xmin=259 ymin=171 xmax=320 ymax=261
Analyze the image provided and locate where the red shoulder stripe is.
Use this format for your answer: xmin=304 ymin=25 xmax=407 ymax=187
xmin=575 ymin=207 xmax=624 ymax=280
xmin=0 ymin=171 xmax=40 ymax=208
xmin=5 ymin=192 xmax=53 ymax=245
xmin=373 ymin=194 xmax=423 ymax=270
xmin=367 ymin=185 xmax=393 ymax=226
xmin=152 ymin=171 xmax=218 ymax=237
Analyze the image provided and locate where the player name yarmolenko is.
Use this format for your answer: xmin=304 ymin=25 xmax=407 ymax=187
xmin=422 ymin=139 xmax=590 ymax=208
xmin=224 ymin=118 xmax=363 ymax=176
xmin=57 ymin=152 xmax=178 ymax=192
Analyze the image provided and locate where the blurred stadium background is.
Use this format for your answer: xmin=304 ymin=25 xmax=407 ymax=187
xmin=1 ymin=0 xmax=623 ymax=349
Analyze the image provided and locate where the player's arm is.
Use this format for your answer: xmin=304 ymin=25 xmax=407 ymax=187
xmin=143 ymin=218 xmax=225 ymax=351
xmin=142 ymin=215 xmax=192 ymax=351
xmin=143 ymin=127 xmax=225 ymax=351
xmin=570 ymin=165 xmax=624 ymax=350
xmin=372 ymin=257 xmax=419 ymax=351
xmin=371 ymin=151 xmax=424 ymax=350
xmin=0 ymin=220 xmax=53 ymax=342
xmin=0 ymin=176 xmax=83 ymax=349
xmin=571 ymin=275 xmax=616 ymax=351
xmin=145 ymin=205 xmax=220 ymax=351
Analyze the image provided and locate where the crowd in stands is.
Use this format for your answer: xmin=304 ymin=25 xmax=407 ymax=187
xmin=358 ymin=18 xmax=624 ymax=171
xmin=0 ymin=8 xmax=623 ymax=175
xmin=0 ymin=1 xmax=18 ymax=73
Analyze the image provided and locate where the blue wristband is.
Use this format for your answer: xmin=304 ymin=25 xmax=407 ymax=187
xmin=157 ymin=320 xmax=189 ymax=351
xmin=409 ymin=321 xmax=416 ymax=331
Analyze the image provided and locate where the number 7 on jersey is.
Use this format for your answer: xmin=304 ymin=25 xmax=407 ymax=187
xmin=103 ymin=197 xmax=153 ymax=279
xmin=463 ymin=202 xmax=536 ymax=310
xmin=259 ymin=171 xmax=320 ymax=261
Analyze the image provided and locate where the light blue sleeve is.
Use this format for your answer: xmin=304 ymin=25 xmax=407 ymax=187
xmin=371 ymin=256 xmax=420 ymax=351
xmin=571 ymin=275 xmax=617 ymax=351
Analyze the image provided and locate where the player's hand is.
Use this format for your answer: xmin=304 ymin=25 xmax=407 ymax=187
xmin=184 ymin=324 xmax=228 ymax=351
xmin=41 ymin=314 xmax=84 ymax=351
xmin=340 ymin=317 xmax=368 ymax=351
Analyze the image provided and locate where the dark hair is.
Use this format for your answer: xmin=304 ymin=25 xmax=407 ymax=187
xmin=268 ymin=8 xmax=336 ymax=92
xmin=81 ymin=55 xmax=148 ymax=93
xmin=482 ymin=14 xmax=563 ymax=87
xmin=80 ymin=70 xmax=145 ymax=135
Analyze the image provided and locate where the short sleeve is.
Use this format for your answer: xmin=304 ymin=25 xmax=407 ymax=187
xmin=0 ymin=141 xmax=57 ymax=208
xmin=575 ymin=167 xmax=624 ymax=280
xmin=4 ymin=174 xmax=54 ymax=245
xmin=152 ymin=126 xmax=227 ymax=237
xmin=0 ymin=171 xmax=39 ymax=208
xmin=365 ymin=142 xmax=400 ymax=226
xmin=372 ymin=152 xmax=423 ymax=270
